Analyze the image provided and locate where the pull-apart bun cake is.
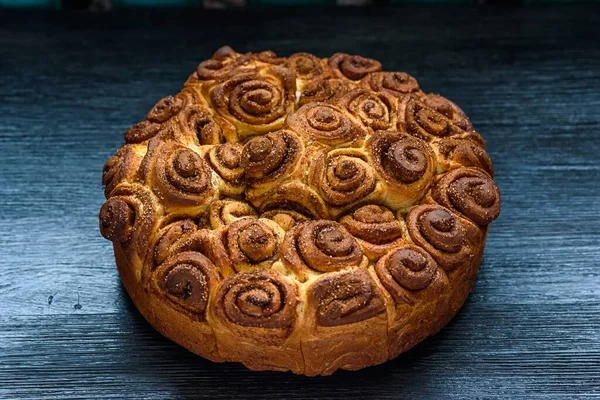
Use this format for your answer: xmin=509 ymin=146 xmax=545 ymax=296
xmin=99 ymin=46 xmax=500 ymax=375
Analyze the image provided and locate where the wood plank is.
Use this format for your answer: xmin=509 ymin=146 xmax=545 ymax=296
xmin=1 ymin=6 xmax=599 ymax=398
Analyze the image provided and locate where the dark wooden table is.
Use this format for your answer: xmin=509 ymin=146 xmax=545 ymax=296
xmin=1 ymin=6 xmax=599 ymax=399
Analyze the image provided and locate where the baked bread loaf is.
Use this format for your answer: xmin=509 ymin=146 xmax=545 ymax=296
xmin=99 ymin=46 xmax=501 ymax=375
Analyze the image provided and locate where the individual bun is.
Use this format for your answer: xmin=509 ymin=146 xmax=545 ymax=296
xmin=139 ymin=139 xmax=216 ymax=212
xmin=100 ymin=47 xmax=500 ymax=376
xmin=298 ymin=79 xmax=352 ymax=106
xmin=208 ymin=65 xmax=296 ymax=137
xmin=287 ymin=102 xmax=367 ymax=147
xmin=281 ymin=220 xmax=366 ymax=281
xmin=366 ymin=130 xmax=436 ymax=208
xmin=328 ymin=53 xmax=382 ymax=80
xmin=339 ymin=204 xmax=405 ymax=260
xmin=360 ymin=71 xmax=421 ymax=97
xmin=334 ymin=88 xmax=396 ymax=131
xmin=430 ymin=167 xmax=501 ymax=226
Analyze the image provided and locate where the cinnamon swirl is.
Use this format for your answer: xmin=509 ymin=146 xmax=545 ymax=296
xmin=100 ymin=47 xmax=501 ymax=376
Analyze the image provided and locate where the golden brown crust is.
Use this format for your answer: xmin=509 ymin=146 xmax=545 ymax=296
xmin=99 ymin=47 xmax=501 ymax=376
xmin=206 ymin=143 xmax=246 ymax=197
xmin=260 ymin=209 xmax=309 ymax=231
xmin=172 ymin=104 xmax=238 ymax=145
xmin=114 ymin=246 xmax=223 ymax=363
xmin=334 ymin=88 xmax=397 ymax=132
xmin=281 ymin=220 xmax=365 ymax=281
xmin=361 ymin=71 xmax=422 ymax=98
xmin=99 ymin=183 xmax=161 ymax=266
xmin=298 ymin=78 xmax=353 ymax=107
xmin=308 ymin=148 xmax=383 ymax=214
xmin=208 ymin=199 xmax=257 ymax=229
xmin=406 ymin=204 xmax=477 ymax=270
xmin=286 ymin=52 xmax=331 ymax=83
xmin=102 ymin=144 xmax=144 ymax=197
xmin=328 ymin=53 xmax=382 ymax=81
xmin=186 ymin=46 xmax=252 ymax=85
xmin=432 ymin=137 xmax=494 ymax=176
xmin=208 ymin=65 xmax=296 ymax=137
xmin=152 ymin=251 xmax=219 ymax=319
xmin=242 ymin=129 xmax=304 ymax=200
xmin=147 ymin=95 xmax=185 ymax=124
xmin=430 ymin=167 xmax=501 ymax=227
xmin=366 ymin=130 xmax=436 ymax=208
xmin=124 ymin=120 xmax=162 ymax=144
xmin=422 ymin=93 xmax=473 ymax=132
xmin=302 ymin=268 xmax=388 ymax=375
xmin=211 ymin=218 xmax=283 ymax=275
xmin=339 ymin=205 xmax=405 ymax=260
xmin=398 ymin=95 xmax=468 ymax=141
xmin=138 ymin=139 xmax=216 ymax=212
xmin=287 ymin=102 xmax=367 ymax=148
xmin=209 ymin=268 xmax=304 ymax=373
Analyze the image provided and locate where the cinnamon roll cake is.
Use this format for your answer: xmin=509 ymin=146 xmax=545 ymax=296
xmin=99 ymin=47 xmax=500 ymax=375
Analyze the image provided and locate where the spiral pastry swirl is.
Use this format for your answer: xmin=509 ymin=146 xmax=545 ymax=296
xmin=154 ymin=251 xmax=219 ymax=317
xmin=253 ymin=50 xmax=286 ymax=65
xmin=102 ymin=145 xmax=143 ymax=197
xmin=99 ymin=197 xmax=136 ymax=244
xmin=152 ymin=219 xmax=198 ymax=268
xmin=196 ymin=59 xmax=235 ymax=81
xmin=309 ymin=149 xmax=378 ymax=208
xmin=209 ymin=199 xmax=257 ymax=229
xmin=175 ymin=85 xmax=206 ymax=107
xmin=210 ymin=66 xmax=295 ymax=135
xmin=287 ymin=102 xmax=367 ymax=148
xmin=99 ymin=184 xmax=160 ymax=262
xmin=368 ymin=131 xmax=433 ymax=184
xmin=213 ymin=219 xmax=281 ymax=274
xmin=433 ymin=138 xmax=494 ymax=177
xmin=207 ymin=143 xmax=246 ymax=197
xmin=422 ymin=94 xmax=473 ymax=132
xmin=463 ymin=131 xmax=487 ymax=148
xmin=140 ymin=140 xmax=215 ymax=209
xmin=339 ymin=205 xmax=404 ymax=260
xmin=328 ymin=53 xmax=382 ymax=80
xmin=286 ymin=52 xmax=330 ymax=82
xmin=399 ymin=97 xmax=465 ymax=141
xmin=260 ymin=209 xmax=310 ymax=231
xmin=160 ymin=228 xmax=214 ymax=267
xmin=298 ymin=79 xmax=353 ymax=107
xmin=242 ymin=130 xmax=303 ymax=189
xmin=146 ymin=96 xmax=185 ymax=124
xmin=281 ymin=220 xmax=364 ymax=280
xmin=99 ymin=47 xmax=501 ymax=375
xmin=308 ymin=268 xmax=385 ymax=327
xmin=432 ymin=168 xmax=501 ymax=227
xmin=407 ymin=204 xmax=472 ymax=270
xmin=174 ymin=105 xmax=237 ymax=146
xmin=191 ymin=46 xmax=252 ymax=82
xmin=361 ymin=72 xmax=421 ymax=98
xmin=124 ymin=121 xmax=162 ymax=144
xmin=214 ymin=268 xmax=298 ymax=329
xmin=251 ymin=181 xmax=330 ymax=220
xmin=142 ymin=219 xmax=212 ymax=283
xmin=367 ymin=131 xmax=435 ymax=207
xmin=335 ymin=89 xmax=395 ymax=131
xmin=375 ymin=245 xmax=438 ymax=304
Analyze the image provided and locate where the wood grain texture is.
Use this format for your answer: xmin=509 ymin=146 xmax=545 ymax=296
xmin=1 ymin=6 xmax=599 ymax=399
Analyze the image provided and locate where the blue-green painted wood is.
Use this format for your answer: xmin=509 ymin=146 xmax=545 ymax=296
xmin=0 ymin=6 xmax=599 ymax=399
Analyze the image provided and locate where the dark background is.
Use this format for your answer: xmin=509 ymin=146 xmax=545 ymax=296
xmin=2 ymin=0 xmax=600 ymax=9
xmin=1 ymin=6 xmax=600 ymax=399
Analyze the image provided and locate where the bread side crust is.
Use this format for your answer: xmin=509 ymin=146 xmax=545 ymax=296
xmin=114 ymin=236 xmax=486 ymax=375
xmin=99 ymin=48 xmax=501 ymax=376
